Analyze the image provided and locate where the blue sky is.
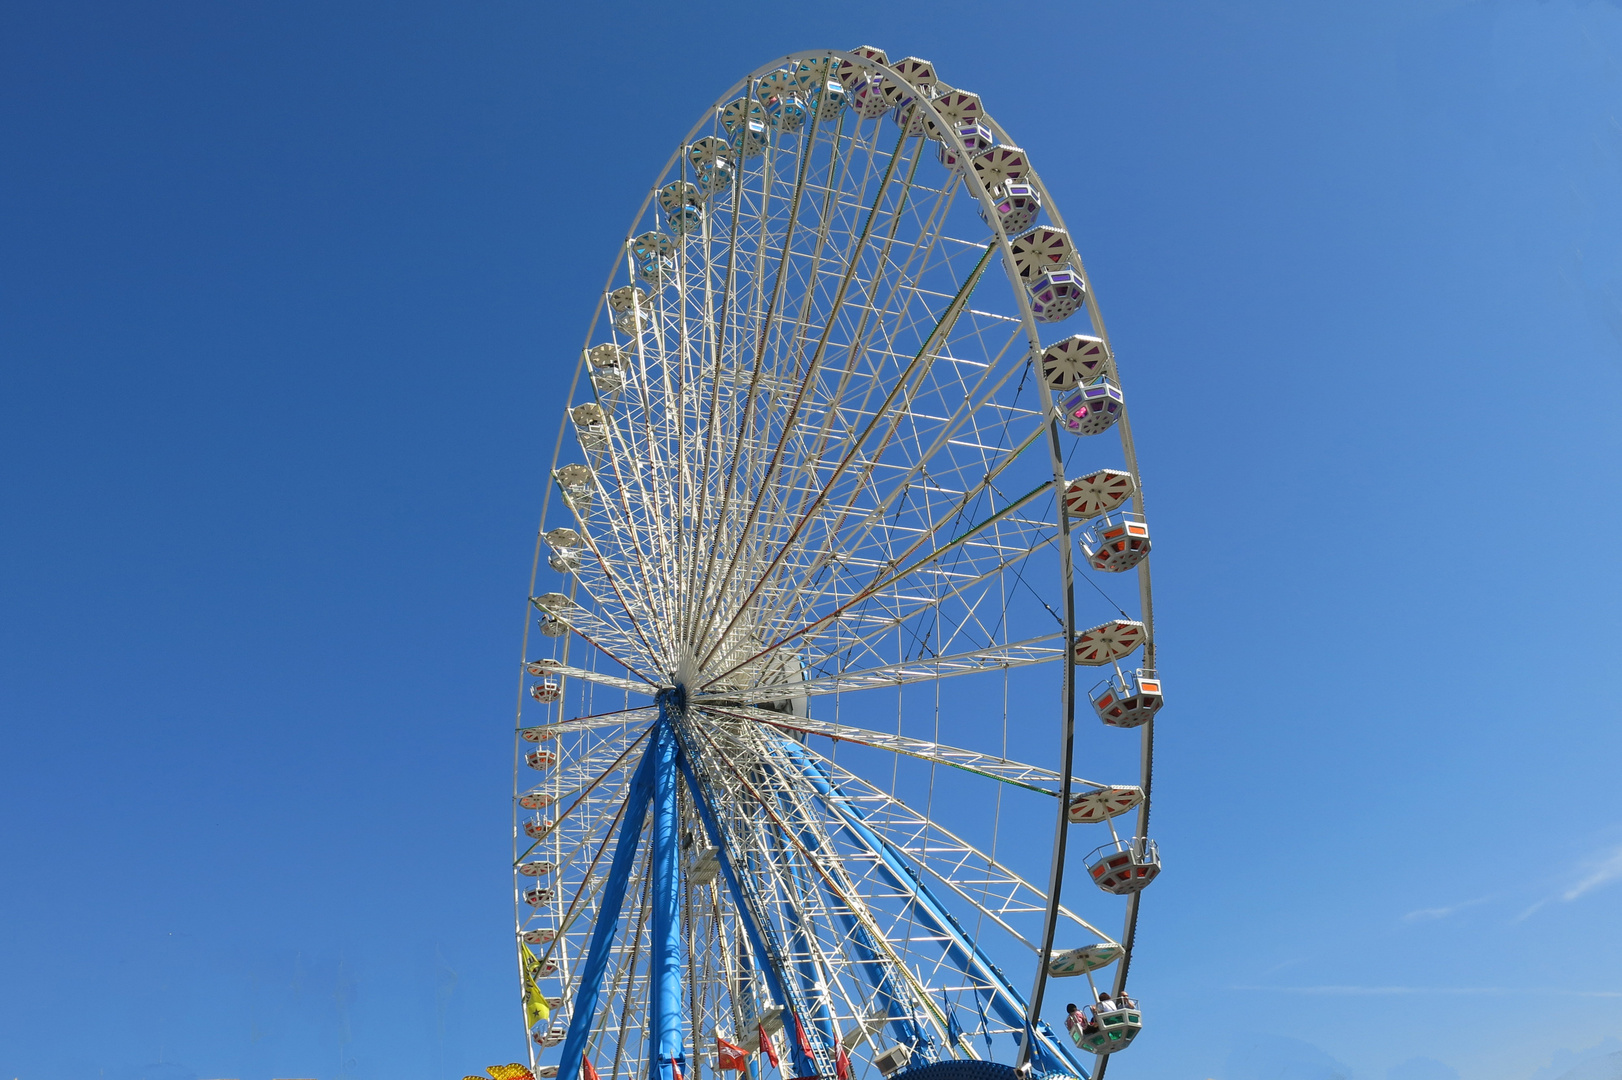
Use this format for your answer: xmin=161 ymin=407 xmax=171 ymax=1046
xmin=2 ymin=3 xmax=1620 ymax=1080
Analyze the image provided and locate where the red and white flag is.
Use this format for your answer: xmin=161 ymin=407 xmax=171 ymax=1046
xmin=758 ymin=1024 xmax=780 ymax=1070
xmin=717 ymin=1038 xmax=750 ymax=1072
xmin=582 ymin=1057 xmax=601 ymax=1080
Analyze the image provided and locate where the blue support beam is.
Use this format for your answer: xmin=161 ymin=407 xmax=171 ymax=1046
xmin=674 ymin=739 xmax=822 ymax=1079
xmin=780 ymin=741 xmax=1087 ymax=1079
xmin=650 ymin=692 xmax=687 ymax=1080
xmin=556 ymin=721 xmax=666 ymax=1080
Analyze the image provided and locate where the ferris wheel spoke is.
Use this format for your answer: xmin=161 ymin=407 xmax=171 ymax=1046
xmin=745 ymin=135 xmax=956 ymax=559
xmin=682 ymin=716 xmax=946 ymax=1054
xmin=709 ymin=478 xmax=1057 ymax=689
xmin=797 ymin=746 xmax=1116 ymax=949
xmin=571 ymin=532 xmax=669 ymax=673
xmin=758 ymin=364 xmax=1047 ymax=647
xmin=691 ymin=123 xmax=915 ymax=660
xmin=697 ymin=634 xmax=1062 ymax=703
xmin=697 ymin=239 xmax=1001 ymax=672
xmin=694 ymin=704 xmax=1119 ymax=797
xmin=762 ymin=732 xmax=1084 ymax=1072
xmin=761 ymin=481 xmax=1058 ymax=665
xmin=743 ymin=412 xmax=1045 ymax=651
xmin=594 ymin=417 xmax=682 ymax=659
xmin=717 ymin=165 xmax=973 ymax=651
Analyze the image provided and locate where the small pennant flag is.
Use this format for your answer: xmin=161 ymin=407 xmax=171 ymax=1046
xmin=759 ymin=1024 xmax=780 ymax=1069
xmin=582 ymin=1056 xmax=601 ymax=1080
xmin=793 ymin=1013 xmax=814 ymax=1060
xmin=717 ymin=1038 xmax=750 ymax=1072
xmin=972 ymin=994 xmax=994 ymax=1057
xmin=525 ymin=986 xmax=551 ymax=1028
xmin=942 ymin=995 xmax=965 ymax=1051
xmin=835 ymin=1045 xmax=851 ymax=1080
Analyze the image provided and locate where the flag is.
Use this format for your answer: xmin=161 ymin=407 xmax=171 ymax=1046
xmin=835 ymin=1044 xmax=851 ymax=1080
xmin=672 ymin=1059 xmax=684 ymax=1080
xmin=942 ymin=995 xmax=964 ymax=1051
xmin=718 ymin=1038 xmax=750 ymax=1072
xmin=521 ymin=944 xmax=551 ymax=1027
xmin=582 ymin=1056 xmax=601 ymax=1080
xmin=758 ymin=1024 xmax=780 ymax=1069
xmin=522 ymin=944 xmax=547 ymax=990
xmin=972 ymin=993 xmax=993 ymax=1057
xmin=793 ymin=1013 xmax=814 ymax=1060
xmin=525 ymin=986 xmax=551 ymax=1028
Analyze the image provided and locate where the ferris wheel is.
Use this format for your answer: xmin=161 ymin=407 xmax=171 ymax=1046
xmin=511 ymin=47 xmax=1162 ymax=1080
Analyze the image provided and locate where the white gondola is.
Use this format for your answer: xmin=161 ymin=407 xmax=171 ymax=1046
xmin=608 ymin=285 xmax=648 ymax=335
xmin=524 ymin=747 xmax=558 ymax=769
xmin=1072 ymin=994 xmax=1144 ymax=1055
xmin=1057 ymin=378 xmax=1123 ymax=436
xmin=687 ymin=845 xmax=721 ymax=886
xmin=529 ymin=679 xmax=561 ymax=704
xmin=980 ymin=181 xmax=1043 ymax=235
xmin=1084 ymin=838 xmax=1161 ymax=895
xmin=939 ymin=122 xmax=993 ymax=174
xmin=1080 ymin=512 xmax=1152 ymax=573
xmin=1031 ymin=268 xmax=1088 ymax=322
xmin=522 ymin=886 xmax=554 ymax=905
xmin=518 ymin=860 xmax=557 ymax=878
xmin=1089 ymin=669 xmax=1163 ymax=729
xmin=523 ymin=816 xmax=555 ymax=840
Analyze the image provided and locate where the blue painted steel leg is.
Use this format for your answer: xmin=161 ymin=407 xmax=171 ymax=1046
xmin=650 ymin=691 xmax=687 ymax=1080
xmin=777 ymin=783 xmax=929 ymax=1060
xmin=556 ymin=720 xmax=666 ymax=1080
xmin=674 ymin=746 xmax=821 ymax=1078
xmin=781 ymin=741 xmax=1087 ymax=1079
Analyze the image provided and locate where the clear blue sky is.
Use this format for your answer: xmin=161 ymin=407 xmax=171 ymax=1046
xmin=3 ymin=3 xmax=1620 ymax=1080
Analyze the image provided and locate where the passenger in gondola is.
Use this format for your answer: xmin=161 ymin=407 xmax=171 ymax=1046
xmin=1064 ymin=1003 xmax=1085 ymax=1046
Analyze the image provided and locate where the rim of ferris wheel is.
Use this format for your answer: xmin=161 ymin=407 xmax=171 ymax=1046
xmin=1063 ymin=470 xmax=1136 ymax=519
xmin=1046 ymin=942 xmax=1125 ymax=977
xmin=1066 ymin=786 xmax=1145 ymax=824
xmin=518 ymin=45 xmax=1163 ymax=1080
